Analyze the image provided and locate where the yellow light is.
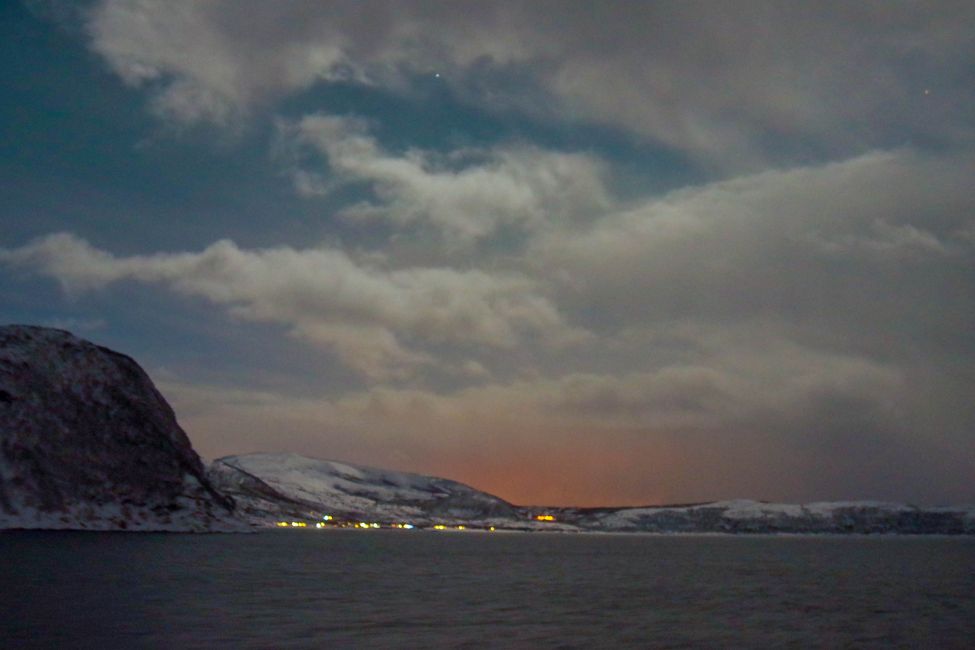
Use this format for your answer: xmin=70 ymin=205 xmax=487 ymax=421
xmin=456 ymin=525 xmax=466 ymax=530
xmin=323 ymin=515 xmax=332 ymax=521
xmin=434 ymin=524 xmax=446 ymax=530
xmin=276 ymin=521 xmax=289 ymax=527
xmin=535 ymin=514 xmax=555 ymax=522
xmin=489 ymin=527 xmax=495 ymax=532
xmin=359 ymin=522 xmax=369 ymax=528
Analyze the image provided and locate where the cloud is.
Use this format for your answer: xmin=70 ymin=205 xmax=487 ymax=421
xmin=535 ymin=149 xmax=975 ymax=361
xmin=0 ymin=233 xmax=581 ymax=379
xmin=277 ymin=114 xmax=610 ymax=244
xmin=85 ymin=0 xmax=359 ymax=124
xmin=160 ymin=329 xmax=974 ymax=506
xmin=85 ymin=1 xmax=975 ymax=162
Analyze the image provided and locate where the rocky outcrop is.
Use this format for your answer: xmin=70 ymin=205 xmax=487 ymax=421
xmin=0 ymin=325 xmax=241 ymax=531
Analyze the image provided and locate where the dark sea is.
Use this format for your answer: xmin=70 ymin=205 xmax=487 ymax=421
xmin=2 ymin=530 xmax=973 ymax=649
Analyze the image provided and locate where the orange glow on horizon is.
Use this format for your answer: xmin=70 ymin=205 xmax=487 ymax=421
xmin=416 ymin=439 xmax=680 ymax=508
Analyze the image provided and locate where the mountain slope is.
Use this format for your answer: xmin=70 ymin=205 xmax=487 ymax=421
xmin=558 ymin=499 xmax=975 ymax=534
xmin=209 ymin=452 xmax=523 ymax=526
xmin=0 ymin=325 xmax=241 ymax=532
xmin=210 ymin=453 xmax=974 ymax=534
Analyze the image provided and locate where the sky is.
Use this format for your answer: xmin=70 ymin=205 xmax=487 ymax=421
xmin=1 ymin=1 xmax=973 ymax=507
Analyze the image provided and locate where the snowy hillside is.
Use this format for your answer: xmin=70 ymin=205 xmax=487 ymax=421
xmin=0 ymin=325 xmax=242 ymax=532
xmin=209 ymin=453 xmax=975 ymax=534
xmin=209 ymin=452 xmax=529 ymax=527
xmin=560 ymin=499 xmax=975 ymax=534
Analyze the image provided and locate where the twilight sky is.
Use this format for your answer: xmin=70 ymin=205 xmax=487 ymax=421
xmin=2 ymin=1 xmax=973 ymax=506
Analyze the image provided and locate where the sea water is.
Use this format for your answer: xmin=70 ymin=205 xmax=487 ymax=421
xmin=2 ymin=530 xmax=973 ymax=648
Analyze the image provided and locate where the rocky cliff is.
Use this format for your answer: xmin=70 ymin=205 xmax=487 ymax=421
xmin=0 ymin=325 xmax=240 ymax=531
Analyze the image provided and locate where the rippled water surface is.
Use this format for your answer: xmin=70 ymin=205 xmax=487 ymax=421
xmin=2 ymin=530 xmax=974 ymax=648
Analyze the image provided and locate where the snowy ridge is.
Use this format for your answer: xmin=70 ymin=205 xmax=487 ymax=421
xmin=209 ymin=453 xmax=975 ymax=534
xmin=209 ymin=452 xmax=523 ymax=527
xmin=577 ymin=499 xmax=975 ymax=534
xmin=0 ymin=325 xmax=243 ymax=532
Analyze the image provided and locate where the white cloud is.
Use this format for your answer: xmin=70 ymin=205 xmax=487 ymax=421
xmin=535 ymin=150 xmax=975 ymax=347
xmin=86 ymin=0 xmax=358 ymax=124
xmin=0 ymin=234 xmax=581 ymax=379
xmin=85 ymin=1 xmax=975 ymax=162
xmin=278 ymin=114 xmax=610 ymax=244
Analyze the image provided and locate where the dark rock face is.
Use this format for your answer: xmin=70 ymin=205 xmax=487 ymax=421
xmin=0 ymin=325 xmax=239 ymax=531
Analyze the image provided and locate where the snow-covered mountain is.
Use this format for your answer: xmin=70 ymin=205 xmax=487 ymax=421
xmin=209 ymin=452 xmax=975 ymax=534
xmin=209 ymin=452 xmax=529 ymax=528
xmin=0 ymin=325 xmax=242 ymax=532
xmin=558 ymin=499 xmax=975 ymax=535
